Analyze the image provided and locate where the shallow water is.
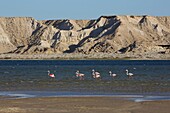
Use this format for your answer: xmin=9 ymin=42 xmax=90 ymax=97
xmin=0 ymin=60 xmax=170 ymax=100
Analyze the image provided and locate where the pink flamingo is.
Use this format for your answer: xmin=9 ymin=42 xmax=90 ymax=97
xmin=92 ymin=69 xmax=101 ymax=79
xmin=76 ymin=70 xmax=85 ymax=80
xmin=126 ymin=69 xmax=133 ymax=78
xmin=48 ymin=70 xmax=55 ymax=78
xmin=109 ymin=71 xmax=117 ymax=78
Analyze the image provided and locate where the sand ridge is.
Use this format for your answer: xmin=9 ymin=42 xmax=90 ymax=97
xmin=0 ymin=97 xmax=170 ymax=113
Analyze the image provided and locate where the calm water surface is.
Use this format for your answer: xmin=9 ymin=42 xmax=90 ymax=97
xmin=0 ymin=60 xmax=170 ymax=98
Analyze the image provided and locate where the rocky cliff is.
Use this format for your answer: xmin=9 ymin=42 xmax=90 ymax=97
xmin=0 ymin=15 xmax=170 ymax=59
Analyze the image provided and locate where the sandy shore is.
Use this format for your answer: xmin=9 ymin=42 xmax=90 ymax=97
xmin=0 ymin=97 xmax=170 ymax=113
xmin=0 ymin=53 xmax=170 ymax=60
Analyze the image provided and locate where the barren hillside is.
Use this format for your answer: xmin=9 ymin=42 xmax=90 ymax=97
xmin=0 ymin=15 xmax=170 ymax=59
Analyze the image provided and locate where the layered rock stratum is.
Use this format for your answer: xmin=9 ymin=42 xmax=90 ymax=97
xmin=0 ymin=15 xmax=170 ymax=59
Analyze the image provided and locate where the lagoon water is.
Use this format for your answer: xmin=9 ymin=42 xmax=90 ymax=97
xmin=0 ymin=60 xmax=170 ymax=101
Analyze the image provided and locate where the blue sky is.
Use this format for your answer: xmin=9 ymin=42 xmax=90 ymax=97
xmin=0 ymin=0 xmax=169 ymax=20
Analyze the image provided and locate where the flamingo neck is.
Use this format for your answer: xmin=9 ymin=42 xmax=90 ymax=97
xmin=126 ymin=70 xmax=129 ymax=75
xmin=92 ymin=71 xmax=96 ymax=78
xmin=48 ymin=71 xmax=50 ymax=75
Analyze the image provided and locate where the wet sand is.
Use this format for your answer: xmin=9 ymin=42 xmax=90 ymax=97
xmin=0 ymin=97 xmax=170 ymax=113
xmin=0 ymin=53 xmax=170 ymax=60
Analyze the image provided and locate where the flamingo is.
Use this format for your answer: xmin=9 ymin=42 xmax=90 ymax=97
xmin=125 ymin=69 xmax=133 ymax=78
xmin=48 ymin=70 xmax=55 ymax=78
xmin=75 ymin=70 xmax=85 ymax=80
xmin=92 ymin=69 xmax=101 ymax=79
xmin=109 ymin=71 xmax=117 ymax=78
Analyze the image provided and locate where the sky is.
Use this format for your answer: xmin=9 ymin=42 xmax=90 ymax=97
xmin=0 ymin=0 xmax=170 ymax=20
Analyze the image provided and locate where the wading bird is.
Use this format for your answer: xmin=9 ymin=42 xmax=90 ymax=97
xmin=109 ymin=71 xmax=117 ymax=78
xmin=92 ymin=69 xmax=101 ymax=79
xmin=48 ymin=70 xmax=55 ymax=78
xmin=75 ymin=70 xmax=85 ymax=80
xmin=125 ymin=69 xmax=133 ymax=78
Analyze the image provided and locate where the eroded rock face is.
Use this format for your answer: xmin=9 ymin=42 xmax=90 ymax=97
xmin=0 ymin=16 xmax=170 ymax=56
xmin=0 ymin=17 xmax=39 ymax=53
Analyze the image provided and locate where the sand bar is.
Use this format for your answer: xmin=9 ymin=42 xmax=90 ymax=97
xmin=0 ymin=96 xmax=170 ymax=113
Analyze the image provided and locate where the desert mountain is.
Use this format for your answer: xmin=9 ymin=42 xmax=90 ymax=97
xmin=0 ymin=15 xmax=170 ymax=59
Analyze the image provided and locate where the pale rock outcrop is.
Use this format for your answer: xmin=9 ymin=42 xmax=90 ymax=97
xmin=0 ymin=17 xmax=39 ymax=53
xmin=0 ymin=15 xmax=170 ymax=59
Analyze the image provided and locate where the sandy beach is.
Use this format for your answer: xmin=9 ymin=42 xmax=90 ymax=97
xmin=0 ymin=97 xmax=170 ymax=113
xmin=0 ymin=52 xmax=170 ymax=60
